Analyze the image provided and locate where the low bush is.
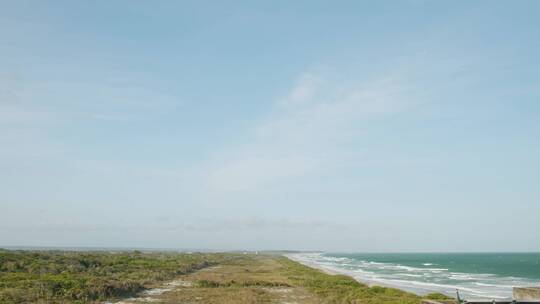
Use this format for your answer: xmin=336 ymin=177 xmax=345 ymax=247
xmin=0 ymin=249 xmax=227 ymax=303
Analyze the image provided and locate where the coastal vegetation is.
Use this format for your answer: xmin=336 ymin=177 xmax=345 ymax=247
xmin=0 ymin=249 xmax=450 ymax=303
xmin=0 ymin=249 xmax=228 ymax=303
xmin=279 ymin=257 xmax=424 ymax=304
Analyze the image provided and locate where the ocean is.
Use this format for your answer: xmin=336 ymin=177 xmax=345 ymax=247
xmin=289 ymin=252 xmax=540 ymax=300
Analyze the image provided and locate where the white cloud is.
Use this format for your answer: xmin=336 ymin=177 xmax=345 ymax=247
xmin=278 ymin=72 xmax=321 ymax=108
xmin=203 ymin=69 xmax=423 ymax=194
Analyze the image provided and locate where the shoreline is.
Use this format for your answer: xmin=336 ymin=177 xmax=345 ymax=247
xmin=284 ymin=253 xmax=340 ymax=275
xmin=284 ymin=253 xmax=527 ymax=301
xmin=284 ymin=252 xmax=461 ymax=299
xmin=285 ymin=253 xmax=392 ymax=289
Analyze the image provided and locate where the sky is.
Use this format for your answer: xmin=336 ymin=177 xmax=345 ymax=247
xmin=1 ymin=0 xmax=539 ymax=252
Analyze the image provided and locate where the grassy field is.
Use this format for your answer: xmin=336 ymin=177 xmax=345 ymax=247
xmin=0 ymin=249 xmax=449 ymax=303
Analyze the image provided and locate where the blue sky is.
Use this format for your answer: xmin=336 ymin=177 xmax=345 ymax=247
xmin=1 ymin=1 xmax=539 ymax=251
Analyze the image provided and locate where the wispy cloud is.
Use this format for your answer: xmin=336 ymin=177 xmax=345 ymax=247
xmin=0 ymin=217 xmax=345 ymax=233
xmin=278 ymin=72 xmax=322 ymax=109
xmin=0 ymin=72 xmax=180 ymax=125
xmin=168 ymin=217 xmax=346 ymax=232
xmin=0 ymin=71 xmax=183 ymax=169
xmin=204 ymin=67 xmax=424 ymax=193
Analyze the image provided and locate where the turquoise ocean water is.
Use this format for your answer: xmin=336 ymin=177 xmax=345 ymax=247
xmin=289 ymin=252 xmax=540 ymax=300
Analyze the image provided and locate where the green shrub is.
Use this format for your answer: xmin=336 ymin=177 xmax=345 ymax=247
xmin=0 ymin=249 xmax=227 ymax=303
xmin=424 ymin=292 xmax=452 ymax=300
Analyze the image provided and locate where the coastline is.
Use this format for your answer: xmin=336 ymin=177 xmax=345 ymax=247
xmin=285 ymin=252 xmax=462 ymax=298
xmin=284 ymin=252 xmax=540 ymax=300
xmin=285 ymin=253 xmax=341 ymax=275
xmin=285 ymin=253 xmax=393 ymax=289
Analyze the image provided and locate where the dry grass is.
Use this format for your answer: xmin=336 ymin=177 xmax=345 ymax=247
xmin=156 ymin=254 xmax=319 ymax=304
xmin=160 ymin=286 xmax=273 ymax=304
